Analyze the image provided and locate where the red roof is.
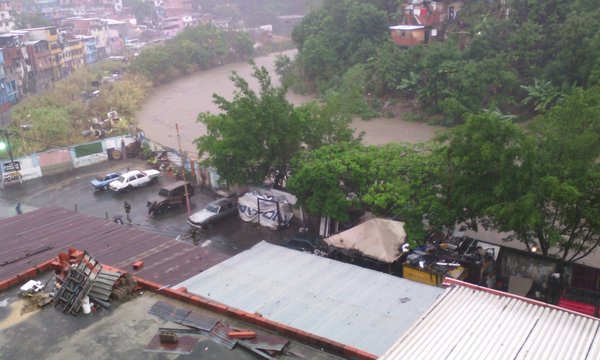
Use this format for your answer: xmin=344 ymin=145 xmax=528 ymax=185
xmin=0 ymin=206 xmax=230 ymax=286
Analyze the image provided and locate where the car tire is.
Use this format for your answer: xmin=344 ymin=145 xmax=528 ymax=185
xmin=103 ymin=184 xmax=109 ymax=190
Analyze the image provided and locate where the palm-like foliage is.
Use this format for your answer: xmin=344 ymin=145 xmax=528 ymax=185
xmin=520 ymin=78 xmax=562 ymax=112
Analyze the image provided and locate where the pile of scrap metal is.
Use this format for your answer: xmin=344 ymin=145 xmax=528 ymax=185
xmin=402 ymin=231 xmax=499 ymax=287
xmin=46 ymin=249 xmax=139 ymax=315
xmin=147 ymin=301 xmax=293 ymax=358
xmin=85 ymin=111 xmax=122 ymax=139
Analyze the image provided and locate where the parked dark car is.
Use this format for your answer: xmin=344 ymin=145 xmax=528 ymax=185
xmin=282 ymin=231 xmax=331 ymax=256
xmin=90 ymin=172 xmax=121 ymax=190
xmin=147 ymin=181 xmax=195 ymax=216
xmin=187 ymin=197 xmax=237 ymax=229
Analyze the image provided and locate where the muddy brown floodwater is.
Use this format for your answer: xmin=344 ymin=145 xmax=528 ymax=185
xmin=135 ymin=49 xmax=444 ymax=156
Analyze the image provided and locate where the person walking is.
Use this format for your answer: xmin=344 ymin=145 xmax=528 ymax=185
xmin=124 ymin=201 xmax=132 ymax=223
xmin=15 ymin=202 xmax=22 ymax=215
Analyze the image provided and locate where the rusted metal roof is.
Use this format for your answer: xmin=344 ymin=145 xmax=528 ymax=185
xmin=0 ymin=206 xmax=229 ymax=286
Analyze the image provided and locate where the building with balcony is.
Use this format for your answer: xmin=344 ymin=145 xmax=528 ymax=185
xmin=20 ymin=26 xmax=61 ymax=81
xmin=63 ymin=18 xmax=108 ymax=58
xmin=0 ymin=33 xmax=30 ymax=104
xmin=60 ymin=35 xmax=84 ymax=77
xmin=75 ymin=35 xmax=98 ymax=64
xmin=24 ymin=39 xmax=53 ymax=92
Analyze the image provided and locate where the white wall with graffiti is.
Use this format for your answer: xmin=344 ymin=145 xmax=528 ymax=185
xmin=0 ymin=134 xmax=140 ymax=188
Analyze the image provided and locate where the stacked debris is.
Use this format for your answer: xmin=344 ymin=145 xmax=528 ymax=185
xmin=45 ymin=249 xmax=139 ymax=315
xmin=147 ymin=301 xmax=291 ymax=358
xmin=49 ymin=250 xmax=102 ymax=314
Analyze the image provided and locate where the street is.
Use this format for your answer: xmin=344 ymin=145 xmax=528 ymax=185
xmin=0 ymin=158 xmax=300 ymax=256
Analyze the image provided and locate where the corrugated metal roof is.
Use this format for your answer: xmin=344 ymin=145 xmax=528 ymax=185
xmin=0 ymin=206 xmax=230 ymax=286
xmin=176 ymin=241 xmax=443 ymax=356
xmin=379 ymin=281 xmax=600 ymax=360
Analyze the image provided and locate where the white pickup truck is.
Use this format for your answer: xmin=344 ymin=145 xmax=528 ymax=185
xmin=108 ymin=169 xmax=161 ymax=192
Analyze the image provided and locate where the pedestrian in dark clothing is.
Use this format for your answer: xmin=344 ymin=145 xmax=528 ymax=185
xmin=124 ymin=201 xmax=132 ymax=223
xmin=15 ymin=203 xmax=22 ymax=215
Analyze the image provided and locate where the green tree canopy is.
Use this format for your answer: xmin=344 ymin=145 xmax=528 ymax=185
xmin=290 ymin=0 xmax=600 ymax=124
xmin=13 ymin=12 xmax=51 ymax=29
xmin=195 ymin=62 xmax=355 ymax=188
xmin=434 ymin=97 xmax=600 ymax=261
xmin=130 ymin=24 xmax=254 ymax=85
xmin=292 ymin=0 xmax=389 ymax=86
xmin=288 ymin=141 xmax=442 ymax=244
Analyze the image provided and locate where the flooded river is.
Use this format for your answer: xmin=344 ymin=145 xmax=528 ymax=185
xmin=135 ymin=50 xmax=443 ymax=157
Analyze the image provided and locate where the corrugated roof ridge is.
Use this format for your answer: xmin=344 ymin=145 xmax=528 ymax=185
xmin=585 ymin=322 xmax=600 ymax=359
xmin=379 ymin=285 xmax=454 ymax=359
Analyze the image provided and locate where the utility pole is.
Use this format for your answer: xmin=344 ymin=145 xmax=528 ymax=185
xmin=176 ymin=123 xmax=191 ymax=215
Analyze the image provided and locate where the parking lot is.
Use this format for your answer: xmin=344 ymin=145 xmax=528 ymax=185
xmin=0 ymin=158 xmax=300 ymax=255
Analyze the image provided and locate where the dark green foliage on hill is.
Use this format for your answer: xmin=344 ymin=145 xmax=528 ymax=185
xmin=291 ymin=0 xmax=600 ymax=124
xmin=129 ymin=25 xmax=254 ymax=85
xmin=195 ymin=0 xmax=320 ymax=28
xmin=292 ymin=0 xmax=389 ymax=90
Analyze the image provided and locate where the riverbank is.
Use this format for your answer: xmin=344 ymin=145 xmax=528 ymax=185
xmin=135 ymin=50 xmax=443 ymax=157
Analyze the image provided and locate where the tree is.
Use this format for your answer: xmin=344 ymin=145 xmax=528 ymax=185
xmin=436 ymin=98 xmax=600 ymax=262
xmin=287 ymin=141 xmax=374 ymax=222
xmin=520 ymin=78 xmax=563 ymax=113
xmin=361 ymin=143 xmax=444 ymax=244
xmin=288 ymin=141 xmax=444 ymax=244
xmin=433 ymin=112 xmax=537 ymax=234
xmin=13 ymin=13 xmax=51 ymax=29
xmin=292 ymin=0 xmax=389 ymax=84
xmin=123 ymin=0 xmax=156 ymax=25
xmin=520 ymin=87 xmax=600 ymax=261
xmin=195 ymin=63 xmax=355 ymax=188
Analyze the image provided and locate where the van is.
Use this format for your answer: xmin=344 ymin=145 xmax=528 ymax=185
xmin=147 ymin=181 xmax=194 ymax=216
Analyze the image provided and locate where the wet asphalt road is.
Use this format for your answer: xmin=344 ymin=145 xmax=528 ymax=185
xmin=0 ymin=158 xmax=300 ymax=256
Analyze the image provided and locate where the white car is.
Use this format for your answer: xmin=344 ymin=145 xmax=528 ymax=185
xmin=109 ymin=169 xmax=160 ymax=192
xmin=187 ymin=198 xmax=238 ymax=229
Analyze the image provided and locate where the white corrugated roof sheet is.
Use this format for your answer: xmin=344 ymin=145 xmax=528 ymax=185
xmin=389 ymin=25 xmax=425 ymax=31
xmin=177 ymin=241 xmax=443 ymax=356
xmin=380 ymin=281 xmax=600 ymax=360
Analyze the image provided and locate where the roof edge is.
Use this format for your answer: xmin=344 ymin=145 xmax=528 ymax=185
xmin=0 ymin=255 xmax=378 ymax=360
xmin=443 ymin=277 xmax=600 ymax=321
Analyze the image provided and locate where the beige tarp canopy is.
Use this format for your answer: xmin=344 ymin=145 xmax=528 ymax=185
xmin=324 ymin=218 xmax=407 ymax=263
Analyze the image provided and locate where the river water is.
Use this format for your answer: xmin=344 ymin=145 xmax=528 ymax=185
xmin=135 ymin=50 xmax=443 ymax=157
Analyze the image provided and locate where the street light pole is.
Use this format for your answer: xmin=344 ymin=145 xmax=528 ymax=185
xmin=1 ymin=129 xmax=16 ymax=164
xmin=1 ymin=129 xmax=22 ymax=188
xmin=175 ymin=123 xmax=191 ymax=215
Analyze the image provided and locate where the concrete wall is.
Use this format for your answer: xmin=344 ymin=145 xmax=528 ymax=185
xmin=1 ymin=134 xmax=223 ymax=193
xmin=1 ymin=134 xmax=140 ymax=185
xmin=499 ymin=248 xmax=559 ymax=289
